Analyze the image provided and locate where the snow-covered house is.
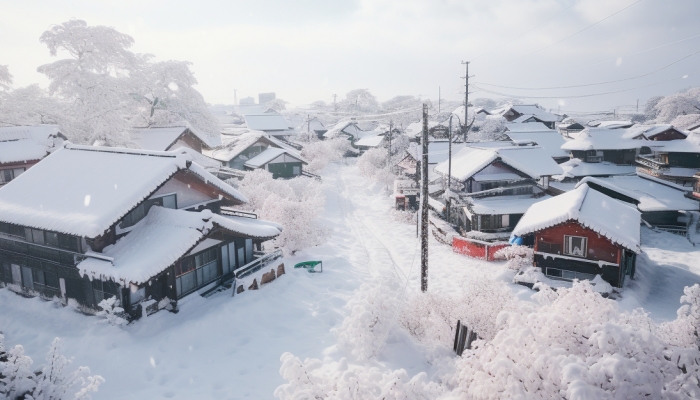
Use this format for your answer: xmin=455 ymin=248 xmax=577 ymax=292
xmin=588 ymin=120 xmax=634 ymax=129
xmin=512 ymin=183 xmax=641 ymax=288
xmin=0 ymin=125 xmax=66 ymax=186
xmin=434 ymin=145 xmax=562 ymax=236
xmin=491 ymin=104 xmax=561 ymax=129
xmin=636 ymin=131 xmax=700 ymax=187
xmin=504 ymin=124 xmax=569 ymax=163
xmin=558 ymin=120 xmax=585 ymax=137
xmin=355 ymin=134 xmax=385 ymax=152
xmin=206 ymin=130 xmax=302 ymax=176
xmin=131 ymin=125 xmax=218 ymax=153
xmin=243 ymin=114 xmax=297 ymax=139
xmin=577 ymin=176 xmax=699 ymax=230
xmin=243 ymin=147 xmax=308 ymax=179
xmin=0 ymin=144 xmax=282 ymax=319
xmin=623 ymin=124 xmax=686 ymax=142
xmin=322 ymin=120 xmax=364 ymax=140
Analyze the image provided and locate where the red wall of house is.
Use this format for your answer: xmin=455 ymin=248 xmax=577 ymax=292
xmin=453 ymin=236 xmax=510 ymax=261
xmin=534 ymin=220 xmax=620 ymax=264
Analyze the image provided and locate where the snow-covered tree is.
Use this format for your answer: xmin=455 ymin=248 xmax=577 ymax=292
xmin=237 ymin=170 xmax=326 ymax=255
xmin=0 ymin=344 xmax=35 ymax=399
xmin=96 ymin=296 xmax=127 ymax=326
xmin=494 ymin=245 xmax=533 ymax=271
xmin=265 ymin=98 xmax=288 ymax=112
xmin=34 ymin=19 xmax=219 ymax=145
xmin=469 ymin=115 xmax=506 ymax=141
xmin=0 ymin=85 xmax=60 ymax=127
xmin=646 ymin=87 xmax=700 ymax=129
xmin=31 ymin=338 xmax=104 ymax=400
xmin=300 ymin=137 xmax=352 ymax=172
xmin=0 ymin=64 xmax=11 ymax=92
xmin=339 ymin=89 xmax=379 ymax=113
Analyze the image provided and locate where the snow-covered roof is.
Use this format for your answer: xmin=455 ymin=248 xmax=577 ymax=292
xmin=506 ymin=130 xmax=569 ymax=159
xmin=0 ymin=125 xmax=64 ymax=164
xmin=243 ymin=114 xmax=291 ymax=131
xmin=0 ymin=144 xmax=247 ymax=238
xmin=323 ymin=120 xmax=364 ymax=139
xmin=77 ymin=207 xmax=282 ymax=284
xmin=434 ymin=144 xmax=563 ymax=181
xmin=657 ymin=131 xmax=700 ymax=153
xmin=206 ymin=130 xmax=297 ymax=162
xmin=589 ymin=120 xmax=634 ymax=129
xmin=406 ymin=142 xmax=469 ymax=165
xmin=560 ymin=128 xmax=665 ymax=151
xmin=493 ymin=104 xmax=560 ymax=122
xmin=504 ymin=122 xmax=552 ymax=132
xmin=621 ymin=124 xmax=684 ymax=140
xmin=554 ymin=159 xmax=636 ymax=179
xmin=577 ymin=176 xmax=699 ymax=212
xmin=244 ymin=147 xmax=307 ymax=168
xmin=173 ymin=146 xmax=222 ymax=169
xmin=513 ymin=183 xmax=641 ymax=252
xmin=355 ymin=134 xmax=385 ymax=147
xmin=468 ymin=195 xmax=551 ymax=215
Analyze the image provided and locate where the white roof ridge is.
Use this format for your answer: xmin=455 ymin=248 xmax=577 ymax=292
xmin=65 ymin=142 xmax=183 ymax=158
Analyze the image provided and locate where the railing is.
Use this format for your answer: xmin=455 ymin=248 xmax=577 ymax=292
xmin=636 ymin=155 xmax=669 ymax=171
xmin=216 ymin=167 xmax=247 ymax=179
xmin=220 ymin=208 xmax=258 ymax=219
xmin=459 ymin=184 xmax=535 ymax=200
xmin=0 ymin=237 xmax=83 ymax=266
xmin=234 ymin=249 xmax=283 ymax=279
xmin=585 ymin=156 xmax=603 ymax=163
xmin=654 ymin=225 xmax=688 ymax=236
xmin=301 ymin=170 xmax=322 ymax=181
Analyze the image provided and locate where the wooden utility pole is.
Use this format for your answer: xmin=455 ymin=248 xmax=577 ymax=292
xmin=462 ymin=61 xmax=471 ymax=141
xmin=420 ymin=103 xmax=429 ymax=292
xmin=234 ymin=89 xmax=238 ymax=106
xmin=333 ymin=94 xmax=337 ymax=112
xmin=446 ymin=114 xmax=457 ymax=224
xmin=438 ymin=86 xmax=441 ymax=114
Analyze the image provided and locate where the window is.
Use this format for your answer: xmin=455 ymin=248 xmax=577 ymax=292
xmin=0 ymin=222 xmax=26 ymax=238
xmin=92 ymin=279 xmax=118 ymax=305
xmin=0 ymin=168 xmax=25 ymax=184
xmin=175 ymin=247 xmax=219 ymax=297
xmin=45 ymin=231 xmax=59 ymax=246
xmin=563 ymin=235 xmax=587 ymax=257
xmin=120 ymin=194 xmax=177 ymax=229
xmin=293 ymin=166 xmax=301 ymax=175
xmin=546 ymin=268 xmax=595 ymax=282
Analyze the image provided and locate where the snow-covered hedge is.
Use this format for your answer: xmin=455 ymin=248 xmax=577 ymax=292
xmin=237 ymin=170 xmax=327 ymax=255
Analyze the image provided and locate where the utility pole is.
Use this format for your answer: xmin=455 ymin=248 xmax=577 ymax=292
xmin=637 ymin=99 xmax=639 ymax=113
xmin=234 ymin=89 xmax=238 ymax=106
xmin=446 ymin=114 xmax=459 ymax=224
xmin=420 ymin=103 xmax=429 ymax=292
xmin=333 ymin=94 xmax=337 ymax=112
xmin=388 ymin=120 xmax=393 ymax=169
xmin=307 ymin=114 xmax=311 ymax=138
xmin=461 ymin=61 xmax=472 ymax=142
xmin=438 ymin=86 xmax=441 ymax=114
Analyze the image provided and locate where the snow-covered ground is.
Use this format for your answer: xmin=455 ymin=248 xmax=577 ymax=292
xmin=1 ymin=161 xmax=698 ymax=398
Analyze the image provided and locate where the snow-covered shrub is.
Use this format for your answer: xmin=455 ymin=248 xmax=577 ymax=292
xmin=300 ymin=137 xmax=352 ymax=172
xmin=0 ymin=335 xmax=103 ymax=400
xmin=445 ymin=281 xmax=700 ymax=399
xmin=469 ymin=115 xmax=507 ymax=142
xmin=493 ymin=245 xmax=533 ymax=271
xmin=334 ymin=279 xmax=400 ymax=361
xmin=274 ymin=353 xmax=441 ymax=400
xmin=238 ymin=170 xmax=326 ymax=255
xmin=400 ymin=278 xmax=516 ymax=348
xmin=96 ymin=296 xmax=127 ymax=326
xmin=31 ymin=338 xmax=104 ymax=400
xmin=356 ymin=147 xmax=396 ymax=188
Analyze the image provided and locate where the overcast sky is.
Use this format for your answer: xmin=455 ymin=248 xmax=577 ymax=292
xmin=2 ymin=0 xmax=699 ymax=113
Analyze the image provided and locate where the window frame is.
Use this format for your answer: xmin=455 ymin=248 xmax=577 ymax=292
xmin=563 ymin=235 xmax=588 ymax=258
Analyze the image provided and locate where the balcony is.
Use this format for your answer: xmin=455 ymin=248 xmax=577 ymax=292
xmin=636 ymin=155 xmax=670 ymax=171
xmin=585 ymin=155 xmax=603 ymax=163
xmin=0 ymin=237 xmax=83 ymax=266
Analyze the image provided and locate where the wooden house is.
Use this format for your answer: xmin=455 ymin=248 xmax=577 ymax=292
xmin=131 ymin=125 xmax=218 ymax=153
xmin=512 ymin=183 xmax=641 ymax=288
xmin=355 ymin=134 xmax=385 ymax=152
xmin=578 ymin=176 xmax=698 ymax=231
xmin=323 ymin=120 xmax=365 ymax=140
xmin=558 ymin=121 xmax=585 ymax=137
xmin=206 ymin=130 xmax=303 ymax=177
xmin=492 ymin=104 xmax=561 ymax=129
xmin=0 ymin=125 xmax=66 ymax=186
xmin=0 ymin=144 xmax=282 ymax=320
xmin=244 ymin=147 xmax=308 ymax=179
xmin=636 ymin=131 xmax=700 ymax=187
xmin=433 ymin=145 xmax=563 ymax=236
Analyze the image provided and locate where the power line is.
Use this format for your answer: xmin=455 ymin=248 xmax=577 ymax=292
xmin=505 ymin=0 xmax=643 ymax=64
xmin=471 ymin=72 xmax=695 ymax=99
xmin=475 ymin=47 xmax=700 ymax=90
xmin=471 ymin=0 xmax=582 ymax=61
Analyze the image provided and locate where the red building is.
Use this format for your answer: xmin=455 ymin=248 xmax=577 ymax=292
xmin=512 ymin=184 xmax=641 ymax=288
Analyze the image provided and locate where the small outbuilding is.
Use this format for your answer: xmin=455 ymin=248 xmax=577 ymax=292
xmin=512 ymin=183 xmax=641 ymax=288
